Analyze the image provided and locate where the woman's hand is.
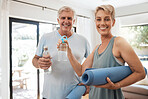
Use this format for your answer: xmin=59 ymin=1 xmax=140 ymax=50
xmin=94 ymin=77 xmax=121 ymax=89
xmin=57 ymin=39 xmax=71 ymax=53
xmin=57 ymin=39 xmax=62 ymax=50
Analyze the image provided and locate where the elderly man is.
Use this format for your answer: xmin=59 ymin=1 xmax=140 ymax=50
xmin=32 ymin=6 xmax=90 ymax=99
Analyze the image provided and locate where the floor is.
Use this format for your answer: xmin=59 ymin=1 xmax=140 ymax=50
xmin=13 ymin=88 xmax=37 ymax=99
xmin=13 ymin=86 xmax=89 ymax=99
xmin=13 ymin=88 xmax=89 ymax=99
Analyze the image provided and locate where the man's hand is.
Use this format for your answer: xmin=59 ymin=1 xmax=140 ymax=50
xmin=38 ymin=55 xmax=52 ymax=69
xmin=78 ymin=83 xmax=90 ymax=96
xmin=94 ymin=77 xmax=121 ymax=89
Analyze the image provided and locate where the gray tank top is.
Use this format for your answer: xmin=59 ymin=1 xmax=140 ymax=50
xmin=89 ymin=36 xmax=124 ymax=99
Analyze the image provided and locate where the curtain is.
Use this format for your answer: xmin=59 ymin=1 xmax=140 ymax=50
xmin=76 ymin=17 xmax=92 ymax=49
xmin=0 ymin=0 xmax=10 ymax=98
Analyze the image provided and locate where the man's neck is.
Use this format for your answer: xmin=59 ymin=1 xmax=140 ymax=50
xmin=58 ymin=30 xmax=73 ymax=38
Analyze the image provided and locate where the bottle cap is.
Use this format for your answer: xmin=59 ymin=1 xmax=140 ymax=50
xmin=61 ymin=35 xmax=67 ymax=43
xmin=44 ymin=46 xmax=48 ymax=50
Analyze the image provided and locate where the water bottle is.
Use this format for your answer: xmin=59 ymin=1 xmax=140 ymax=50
xmin=43 ymin=46 xmax=49 ymax=57
xmin=43 ymin=46 xmax=51 ymax=72
xmin=58 ymin=35 xmax=68 ymax=61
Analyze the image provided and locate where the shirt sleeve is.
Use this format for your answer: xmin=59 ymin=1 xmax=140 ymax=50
xmin=84 ymin=39 xmax=91 ymax=58
xmin=35 ymin=35 xmax=45 ymax=57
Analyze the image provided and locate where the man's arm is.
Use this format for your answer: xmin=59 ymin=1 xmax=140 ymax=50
xmin=32 ymin=55 xmax=40 ymax=68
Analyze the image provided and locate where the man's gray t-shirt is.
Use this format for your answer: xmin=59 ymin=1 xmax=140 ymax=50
xmin=36 ymin=30 xmax=90 ymax=99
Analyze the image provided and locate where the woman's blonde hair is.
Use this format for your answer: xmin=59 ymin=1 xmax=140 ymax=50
xmin=95 ymin=5 xmax=115 ymax=20
xmin=58 ymin=6 xmax=75 ymax=19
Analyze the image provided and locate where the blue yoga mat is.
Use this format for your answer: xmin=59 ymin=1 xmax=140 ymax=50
xmin=66 ymin=85 xmax=86 ymax=99
xmin=82 ymin=66 xmax=147 ymax=86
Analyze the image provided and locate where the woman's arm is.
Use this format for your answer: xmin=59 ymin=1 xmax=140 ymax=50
xmin=95 ymin=37 xmax=146 ymax=89
xmin=68 ymin=46 xmax=96 ymax=76
xmin=114 ymin=37 xmax=146 ymax=87
xmin=58 ymin=40 xmax=98 ymax=77
xmin=67 ymin=47 xmax=82 ymax=76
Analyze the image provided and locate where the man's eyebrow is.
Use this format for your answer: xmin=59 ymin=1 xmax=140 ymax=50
xmin=105 ymin=16 xmax=110 ymax=18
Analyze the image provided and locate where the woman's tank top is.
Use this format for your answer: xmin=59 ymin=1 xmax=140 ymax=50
xmin=89 ymin=36 xmax=124 ymax=99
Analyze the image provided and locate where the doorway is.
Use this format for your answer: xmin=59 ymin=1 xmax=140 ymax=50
xmin=9 ymin=18 xmax=40 ymax=99
xmin=10 ymin=18 xmax=57 ymax=99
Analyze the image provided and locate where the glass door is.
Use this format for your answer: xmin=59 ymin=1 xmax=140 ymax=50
xmin=10 ymin=18 xmax=39 ymax=99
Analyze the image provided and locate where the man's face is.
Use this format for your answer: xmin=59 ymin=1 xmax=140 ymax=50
xmin=57 ymin=11 xmax=75 ymax=33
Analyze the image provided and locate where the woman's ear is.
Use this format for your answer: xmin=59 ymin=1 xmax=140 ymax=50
xmin=73 ymin=19 xmax=75 ymax=24
xmin=112 ymin=19 xmax=115 ymax=26
xmin=57 ymin=18 xmax=59 ymax=24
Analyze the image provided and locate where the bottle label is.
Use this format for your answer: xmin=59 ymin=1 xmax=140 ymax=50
xmin=58 ymin=51 xmax=67 ymax=61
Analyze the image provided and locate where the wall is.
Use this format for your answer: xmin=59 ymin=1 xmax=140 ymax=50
xmin=9 ymin=0 xmax=92 ymax=23
xmin=116 ymin=2 xmax=148 ymax=26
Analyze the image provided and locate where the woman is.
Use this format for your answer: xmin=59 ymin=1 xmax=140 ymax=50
xmin=58 ymin=5 xmax=146 ymax=99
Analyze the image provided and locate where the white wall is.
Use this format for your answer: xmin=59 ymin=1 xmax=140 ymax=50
xmin=9 ymin=0 xmax=92 ymax=23
xmin=119 ymin=13 xmax=148 ymax=26
xmin=116 ymin=3 xmax=148 ymax=17
xmin=116 ymin=2 xmax=148 ymax=26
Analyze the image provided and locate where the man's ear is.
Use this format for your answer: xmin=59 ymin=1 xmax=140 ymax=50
xmin=112 ymin=19 xmax=115 ymax=26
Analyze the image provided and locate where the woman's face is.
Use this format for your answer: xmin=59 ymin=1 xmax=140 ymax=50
xmin=95 ymin=10 xmax=115 ymax=36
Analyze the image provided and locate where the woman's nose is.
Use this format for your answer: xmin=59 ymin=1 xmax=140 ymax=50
xmin=100 ymin=20 xmax=105 ymax=25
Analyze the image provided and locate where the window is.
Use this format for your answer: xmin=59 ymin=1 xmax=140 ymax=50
xmin=119 ymin=25 xmax=148 ymax=48
xmin=119 ymin=24 xmax=148 ymax=69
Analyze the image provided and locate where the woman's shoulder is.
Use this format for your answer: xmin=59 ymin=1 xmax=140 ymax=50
xmin=114 ymin=36 xmax=128 ymax=47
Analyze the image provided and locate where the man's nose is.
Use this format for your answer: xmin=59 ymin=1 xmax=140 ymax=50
xmin=64 ymin=18 xmax=69 ymax=23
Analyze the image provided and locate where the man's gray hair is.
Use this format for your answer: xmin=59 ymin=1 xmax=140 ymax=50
xmin=58 ymin=6 xmax=76 ymax=19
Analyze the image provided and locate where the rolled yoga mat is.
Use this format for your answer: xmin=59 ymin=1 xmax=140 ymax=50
xmin=66 ymin=85 xmax=86 ymax=99
xmin=82 ymin=66 xmax=147 ymax=86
